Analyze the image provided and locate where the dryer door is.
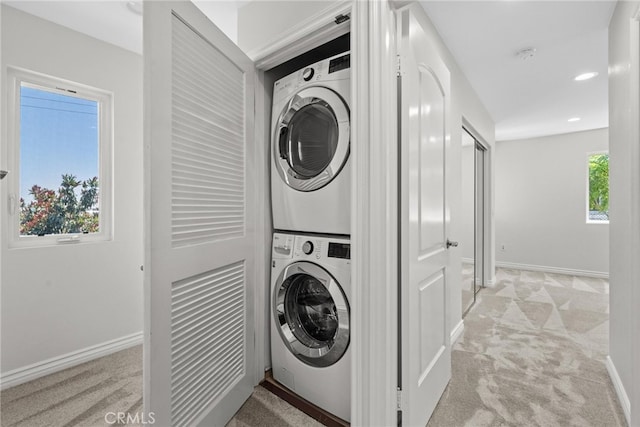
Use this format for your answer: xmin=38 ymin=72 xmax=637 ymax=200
xmin=274 ymin=261 xmax=349 ymax=367
xmin=274 ymin=87 xmax=350 ymax=192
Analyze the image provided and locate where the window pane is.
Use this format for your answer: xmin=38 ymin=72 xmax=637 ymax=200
xmin=588 ymin=153 xmax=609 ymax=221
xmin=19 ymin=84 xmax=100 ymax=235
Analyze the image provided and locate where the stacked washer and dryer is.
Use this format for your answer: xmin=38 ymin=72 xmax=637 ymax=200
xmin=269 ymin=51 xmax=352 ymax=422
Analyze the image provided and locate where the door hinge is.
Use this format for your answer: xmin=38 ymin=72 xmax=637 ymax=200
xmin=396 ymin=388 xmax=403 ymax=410
xmin=396 ymin=55 xmax=401 ymax=76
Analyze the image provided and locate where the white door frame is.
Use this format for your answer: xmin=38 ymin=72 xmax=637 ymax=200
xmin=351 ymin=1 xmax=399 ymax=425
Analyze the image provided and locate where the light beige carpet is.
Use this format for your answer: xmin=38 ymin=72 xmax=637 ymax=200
xmin=1 ymin=269 xmax=627 ymax=427
xmin=428 ymin=268 xmax=627 ymax=426
xmin=1 ymin=345 xmax=142 ymax=427
xmin=225 ymin=386 xmax=322 ymax=427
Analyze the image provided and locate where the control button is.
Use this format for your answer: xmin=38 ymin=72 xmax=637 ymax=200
xmin=302 ymin=67 xmax=315 ymax=81
xmin=302 ymin=241 xmax=314 ymax=255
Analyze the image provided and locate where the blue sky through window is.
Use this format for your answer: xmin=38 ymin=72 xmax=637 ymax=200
xmin=20 ymin=85 xmax=98 ymax=203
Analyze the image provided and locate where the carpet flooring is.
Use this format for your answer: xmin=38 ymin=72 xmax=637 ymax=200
xmin=428 ymin=268 xmax=627 ymax=427
xmin=225 ymin=386 xmax=322 ymax=427
xmin=1 ymin=268 xmax=627 ymax=426
xmin=1 ymin=345 xmax=142 ymax=427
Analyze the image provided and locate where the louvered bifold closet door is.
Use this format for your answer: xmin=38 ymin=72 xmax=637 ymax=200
xmin=144 ymin=2 xmax=256 ymax=427
xmin=172 ymin=16 xmax=245 ymax=247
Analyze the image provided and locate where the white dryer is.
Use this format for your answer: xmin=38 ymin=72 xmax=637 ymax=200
xmin=271 ymin=52 xmax=351 ymax=235
xmin=270 ymin=232 xmax=351 ymax=422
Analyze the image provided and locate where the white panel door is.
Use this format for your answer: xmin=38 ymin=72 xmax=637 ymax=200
xmin=144 ymin=2 xmax=256 ymax=426
xmin=398 ymin=4 xmax=452 ymax=426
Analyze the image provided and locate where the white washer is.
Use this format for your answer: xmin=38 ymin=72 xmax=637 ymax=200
xmin=271 ymin=52 xmax=351 ymax=235
xmin=270 ymin=232 xmax=351 ymax=422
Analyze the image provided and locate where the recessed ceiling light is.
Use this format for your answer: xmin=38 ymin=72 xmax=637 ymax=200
xmin=574 ymin=72 xmax=598 ymax=81
xmin=126 ymin=1 xmax=143 ymax=16
xmin=568 ymin=117 xmax=581 ymax=122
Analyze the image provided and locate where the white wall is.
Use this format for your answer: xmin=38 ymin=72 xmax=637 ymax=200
xmin=194 ymin=0 xmax=238 ymax=45
xmin=1 ymin=6 xmax=143 ymax=380
xmin=238 ymin=1 xmax=334 ymax=55
xmin=495 ymin=128 xmax=609 ymax=276
xmin=608 ymin=1 xmax=640 ymax=424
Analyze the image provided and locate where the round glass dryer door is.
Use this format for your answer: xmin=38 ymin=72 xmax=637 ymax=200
xmin=274 ymin=86 xmax=350 ymax=192
xmin=274 ymin=261 xmax=350 ymax=367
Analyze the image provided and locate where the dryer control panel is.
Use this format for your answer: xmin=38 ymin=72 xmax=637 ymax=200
xmin=272 ymin=51 xmax=351 ymax=102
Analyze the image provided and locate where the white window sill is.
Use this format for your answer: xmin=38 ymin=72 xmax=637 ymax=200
xmin=586 ymin=220 xmax=610 ymax=225
xmin=9 ymin=233 xmax=112 ymax=249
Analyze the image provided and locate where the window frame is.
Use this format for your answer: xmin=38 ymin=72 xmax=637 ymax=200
xmin=586 ymin=150 xmax=609 ymax=225
xmin=7 ymin=67 xmax=113 ymax=247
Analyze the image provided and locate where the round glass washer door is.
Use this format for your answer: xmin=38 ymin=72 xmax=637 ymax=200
xmin=274 ymin=261 xmax=350 ymax=367
xmin=274 ymin=86 xmax=350 ymax=192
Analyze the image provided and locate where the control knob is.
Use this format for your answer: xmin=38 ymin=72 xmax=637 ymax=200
xmin=302 ymin=241 xmax=314 ymax=255
xmin=302 ymin=67 xmax=315 ymax=81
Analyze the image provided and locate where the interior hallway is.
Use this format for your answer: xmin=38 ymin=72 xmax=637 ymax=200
xmin=0 ymin=268 xmax=625 ymax=426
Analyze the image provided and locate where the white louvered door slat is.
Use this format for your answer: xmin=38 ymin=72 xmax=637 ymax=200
xmin=144 ymin=2 xmax=256 ymax=426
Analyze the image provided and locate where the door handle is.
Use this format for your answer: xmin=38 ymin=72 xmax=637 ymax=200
xmin=446 ymin=239 xmax=458 ymax=249
xmin=0 ymin=170 xmax=7 ymax=180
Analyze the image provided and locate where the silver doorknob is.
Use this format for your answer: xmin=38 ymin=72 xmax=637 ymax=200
xmin=446 ymin=239 xmax=459 ymax=249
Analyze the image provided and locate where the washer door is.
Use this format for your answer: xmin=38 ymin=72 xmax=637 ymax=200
xmin=274 ymin=261 xmax=349 ymax=367
xmin=274 ymin=86 xmax=350 ymax=192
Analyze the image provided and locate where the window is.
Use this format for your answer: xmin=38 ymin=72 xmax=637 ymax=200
xmin=8 ymin=68 xmax=112 ymax=246
xmin=587 ymin=152 xmax=609 ymax=223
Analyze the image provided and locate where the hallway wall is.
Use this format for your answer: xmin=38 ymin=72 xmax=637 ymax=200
xmin=495 ymin=128 xmax=609 ymax=276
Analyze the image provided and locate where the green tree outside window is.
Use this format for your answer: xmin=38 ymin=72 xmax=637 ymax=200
xmin=588 ymin=153 xmax=609 ymax=221
xmin=20 ymin=174 xmax=99 ymax=235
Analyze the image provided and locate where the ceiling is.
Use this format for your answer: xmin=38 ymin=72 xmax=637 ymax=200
xmin=4 ymin=1 xmax=616 ymax=142
xmin=420 ymin=1 xmax=616 ymax=141
xmin=3 ymin=1 xmax=240 ymax=53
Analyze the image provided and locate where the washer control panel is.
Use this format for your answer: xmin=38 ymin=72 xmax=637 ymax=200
xmin=302 ymin=241 xmax=314 ymax=255
xmin=272 ymin=233 xmax=294 ymax=258
xmin=274 ymin=233 xmax=350 ymax=264
xmin=294 ymin=237 xmax=322 ymax=260
xmin=327 ymin=242 xmax=350 ymax=259
xmin=302 ymin=67 xmax=315 ymax=81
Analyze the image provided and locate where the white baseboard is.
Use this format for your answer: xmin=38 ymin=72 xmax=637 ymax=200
xmin=495 ymin=261 xmax=609 ymax=279
xmin=486 ymin=276 xmax=496 ymax=287
xmin=0 ymin=331 xmax=143 ymax=390
xmin=450 ymin=319 xmax=464 ymax=344
xmin=605 ymin=356 xmax=630 ymax=425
